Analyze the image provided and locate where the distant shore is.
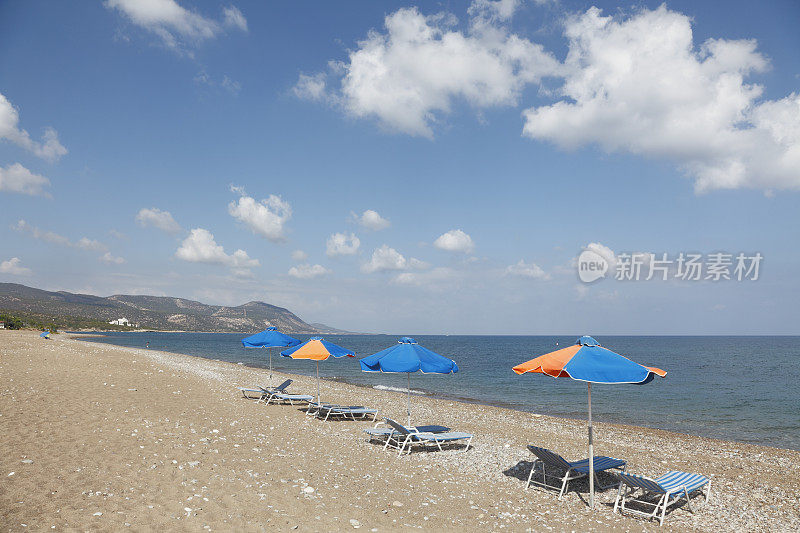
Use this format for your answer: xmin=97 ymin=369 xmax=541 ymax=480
xmin=2 ymin=330 xmax=798 ymax=531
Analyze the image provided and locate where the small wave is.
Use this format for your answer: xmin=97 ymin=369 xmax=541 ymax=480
xmin=373 ymin=385 xmax=426 ymax=395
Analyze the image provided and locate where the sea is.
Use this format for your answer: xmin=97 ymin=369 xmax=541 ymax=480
xmin=76 ymin=332 xmax=800 ymax=451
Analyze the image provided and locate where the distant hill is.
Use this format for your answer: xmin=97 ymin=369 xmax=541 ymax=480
xmin=0 ymin=282 xmax=342 ymax=334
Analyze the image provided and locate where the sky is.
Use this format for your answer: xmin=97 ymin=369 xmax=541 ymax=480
xmin=1 ymin=0 xmax=799 ymax=335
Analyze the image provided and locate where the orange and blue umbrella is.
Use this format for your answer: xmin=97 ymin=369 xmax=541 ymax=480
xmin=241 ymin=327 xmax=301 ymax=383
xmin=281 ymin=337 xmax=355 ymax=404
xmin=513 ymin=336 xmax=666 ymax=508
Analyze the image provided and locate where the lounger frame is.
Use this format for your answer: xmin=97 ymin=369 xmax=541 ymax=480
xmin=525 ymin=445 xmax=626 ymax=499
xmin=384 ymin=419 xmax=472 ymax=456
xmin=614 ymin=471 xmax=711 ymax=526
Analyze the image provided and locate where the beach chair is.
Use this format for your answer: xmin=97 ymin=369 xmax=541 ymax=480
xmin=526 ymin=445 xmax=626 ymax=499
xmin=364 ymin=419 xmax=451 ymax=447
xmin=263 ymin=390 xmax=314 ymax=406
xmin=614 ymin=471 xmax=711 ymax=526
xmin=238 ymin=379 xmax=292 ymax=400
xmin=314 ymin=404 xmax=379 ymax=422
xmin=384 ymin=419 xmax=472 ymax=456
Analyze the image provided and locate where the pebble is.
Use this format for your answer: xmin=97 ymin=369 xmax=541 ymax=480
xmin=304 ymin=487 xmax=315 ymax=494
xmin=93 ymin=512 xmax=102 ymax=517
xmin=392 ymin=501 xmax=403 ymax=507
xmin=350 ymin=518 xmax=361 ymax=528
xmin=21 ymin=459 xmax=33 ymax=464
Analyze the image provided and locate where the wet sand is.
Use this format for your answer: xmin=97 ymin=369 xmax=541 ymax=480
xmin=2 ymin=330 xmax=798 ymax=532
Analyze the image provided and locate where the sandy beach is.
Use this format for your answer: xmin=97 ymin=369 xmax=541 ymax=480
xmin=1 ymin=330 xmax=798 ymax=532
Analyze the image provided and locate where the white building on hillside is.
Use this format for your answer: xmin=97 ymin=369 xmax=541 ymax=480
xmin=109 ymin=317 xmax=135 ymax=327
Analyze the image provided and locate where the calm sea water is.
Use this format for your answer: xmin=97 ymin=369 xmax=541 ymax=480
xmin=77 ymin=333 xmax=800 ymax=451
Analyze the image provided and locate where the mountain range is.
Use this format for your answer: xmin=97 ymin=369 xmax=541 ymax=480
xmin=0 ymin=282 xmax=345 ymax=334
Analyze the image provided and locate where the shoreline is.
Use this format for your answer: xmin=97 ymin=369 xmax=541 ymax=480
xmin=4 ymin=330 xmax=799 ymax=531
xmin=72 ymin=333 xmax=798 ymax=453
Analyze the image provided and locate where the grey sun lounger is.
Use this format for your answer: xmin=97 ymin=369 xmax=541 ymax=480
xmin=364 ymin=419 xmax=451 ymax=446
xmin=526 ymin=445 xmax=626 ymax=499
xmin=313 ymin=404 xmax=378 ymax=422
xmin=614 ymin=470 xmax=711 ymax=526
xmin=238 ymin=379 xmax=293 ymax=400
xmin=264 ymin=391 xmax=314 ymax=406
xmin=384 ymin=419 xmax=472 ymax=456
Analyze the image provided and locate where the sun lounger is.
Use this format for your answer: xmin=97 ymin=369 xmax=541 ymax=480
xmin=526 ymin=445 xmax=626 ymax=499
xmin=264 ymin=391 xmax=314 ymax=406
xmin=238 ymin=379 xmax=292 ymax=400
xmin=313 ymin=404 xmax=378 ymax=422
xmin=384 ymin=419 xmax=472 ymax=455
xmin=364 ymin=419 xmax=451 ymax=446
xmin=614 ymin=470 xmax=711 ymax=526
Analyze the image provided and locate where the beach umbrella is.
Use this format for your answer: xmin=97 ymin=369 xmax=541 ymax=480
xmin=40 ymin=331 xmax=50 ymax=339
xmin=281 ymin=337 xmax=355 ymax=404
xmin=360 ymin=337 xmax=458 ymax=426
xmin=241 ymin=327 xmax=301 ymax=382
xmin=512 ymin=335 xmax=666 ymax=509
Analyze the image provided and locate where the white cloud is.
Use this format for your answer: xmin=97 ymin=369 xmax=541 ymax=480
xmin=136 ymin=207 xmax=182 ymax=234
xmin=362 ymin=244 xmax=426 ymax=273
xmin=505 ymin=259 xmax=549 ymax=279
xmin=288 ymin=264 xmax=329 ymax=279
xmin=175 ymin=228 xmax=259 ymax=271
xmin=353 ymin=209 xmax=390 ymax=231
xmin=326 ymin=232 xmax=361 ymax=257
xmin=76 ymin=237 xmax=106 ymax=251
xmin=222 ymin=6 xmax=247 ymax=32
xmin=434 ymin=229 xmax=475 ymax=253
xmin=522 ymin=6 xmax=800 ymax=192
xmin=0 ymin=93 xmax=67 ymax=162
xmin=228 ymin=189 xmax=291 ymax=242
xmin=100 ymin=252 xmax=126 ymax=265
xmin=105 ymin=0 xmax=247 ymax=52
xmin=0 ymin=163 xmax=50 ymax=196
xmin=293 ymin=73 xmax=327 ymax=101
xmin=0 ymin=257 xmax=32 ymax=276
xmin=13 ymin=220 xmax=106 ymax=251
xmin=291 ymin=250 xmax=308 ymax=262
xmin=393 ymin=267 xmax=457 ymax=286
xmin=297 ymin=3 xmax=559 ymax=137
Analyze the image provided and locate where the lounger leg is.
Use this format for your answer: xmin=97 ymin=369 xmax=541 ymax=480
xmin=657 ymin=494 xmax=668 ymax=526
xmin=558 ymin=470 xmax=571 ymax=500
xmin=462 ymin=436 xmax=472 ymax=453
xmin=613 ymin=481 xmax=625 ymax=513
xmin=683 ymin=487 xmax=694 ymax=514
xmin=526 ymin=460 xmax=539 ymax=490
xmin=705 ymin=479 xmax=712 ymax=503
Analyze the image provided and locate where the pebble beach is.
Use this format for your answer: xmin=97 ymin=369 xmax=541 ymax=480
xmin=2 ymin=330 xmax=799 ymax=532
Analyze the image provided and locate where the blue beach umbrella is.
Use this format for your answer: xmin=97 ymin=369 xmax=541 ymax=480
xmin=513 ymin=335 xmax=666 ymax=508
xmin=40 ymin=331 xmax=50 ymax=339
xmin=360 ymin=337 xmax=458 ymax=426
xmin=241 ymin=327 xmax=301 ymax=382
xmin=281 ymin=337 xmax=355 ymax=404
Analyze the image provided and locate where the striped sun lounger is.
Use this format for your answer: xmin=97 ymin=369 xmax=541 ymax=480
xmin=313 ymin=404 xmax=378 ymax=422
xmin=614 ymin=470 xmax=711 ymax=526
xmin=364 ymin=420 xmax=451 ymax=446
xmin=526 ymin=445 xmax=626 ymax=499
xmin=385 ymin=419 xmax=472 ymax=456
xmin=238 ymin=379 xmax=293 ymax=401
xmin=264 ymin=392 xmax=314 ymax=406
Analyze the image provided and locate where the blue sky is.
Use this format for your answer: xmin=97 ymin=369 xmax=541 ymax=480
xmin=1 ymin=0 xmax=798 ymax=334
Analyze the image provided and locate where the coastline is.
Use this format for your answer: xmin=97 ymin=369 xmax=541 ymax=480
xmin=3 ymin=330 xmax=798 ymax=531
xmin=72 ymin=332 xmax=800 ymax=451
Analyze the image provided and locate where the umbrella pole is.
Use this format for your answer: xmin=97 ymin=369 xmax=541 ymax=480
xmin=269 ymin=347 xmax=273 ymax=382
xmin=407 ymin=373 xmax=411 ymax=427
xmin=588 ymin=382 xmax=594 ymax=509
xmin=316 ymin=361 xmax=320 ymax=405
